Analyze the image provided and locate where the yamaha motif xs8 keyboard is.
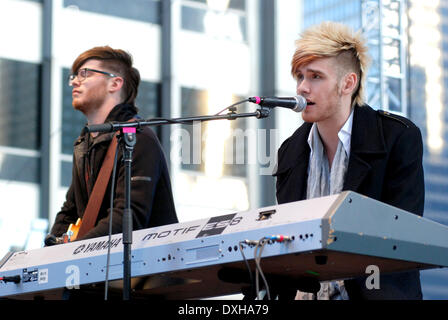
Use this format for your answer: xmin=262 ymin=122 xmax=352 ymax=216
xmin=1 ymin=191 xmax=448 ymax=299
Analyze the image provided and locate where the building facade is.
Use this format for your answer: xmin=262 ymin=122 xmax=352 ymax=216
xmin=301 ymin=0 xmax=448 ymax=300
xmin=0 ymin=0 xmax=446 ymax=299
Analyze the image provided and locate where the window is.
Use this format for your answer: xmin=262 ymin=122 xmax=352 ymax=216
xmin=0 ymin=58 xmax=41 ymax=150
xmin=63 ymin=0 xmax=161 ymax=24
xmin=180 ymin=86 xmax=249 ymax=177
xmin=181 ymin=0 xmax=247 ymax=41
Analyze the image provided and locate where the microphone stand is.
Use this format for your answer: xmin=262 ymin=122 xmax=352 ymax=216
xmin=85 ymin=106 xmax=271 ymax=300
xmin=121 ymin=127 xmax=136 ymax=301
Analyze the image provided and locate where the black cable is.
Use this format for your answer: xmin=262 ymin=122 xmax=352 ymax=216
xmin=239 ymin=241 xmax=254 ymax=291
xmin=254 ymin=240 xmax=263 ymax=299
xmin=260 ymin=239 xmax=271 ymax=299
xmin=0 ymin=275 xmax=21 ymax=283
xmin=104 ymin=134 xmax=121 ymax=301
xmin=241 ymin=235 xmax=293 ymax=300
xmin=254 ymin=236 xmax=292 ymax=300
xmin=259 ymin=240 xmax=271 ymax=299
xmin=254 ymin=238 xmax=271 ymax=300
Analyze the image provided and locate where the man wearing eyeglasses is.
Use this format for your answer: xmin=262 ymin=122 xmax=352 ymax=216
xmin=48 ymin=46 xmax=178 ymax=242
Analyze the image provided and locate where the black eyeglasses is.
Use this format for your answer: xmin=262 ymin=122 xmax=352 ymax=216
xmin=68 ymin=68 xmax=118 ymax=86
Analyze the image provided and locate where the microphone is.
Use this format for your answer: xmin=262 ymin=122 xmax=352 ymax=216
xmin=248 ymin=95 xmax=307 ymax=112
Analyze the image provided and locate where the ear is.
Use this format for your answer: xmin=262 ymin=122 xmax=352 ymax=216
xmin=108 ymin=76 xmax=124 ymax=94
xmin=341 ymin=72 xmax=358 ymax=96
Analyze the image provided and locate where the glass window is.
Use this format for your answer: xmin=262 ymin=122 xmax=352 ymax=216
xmin=61 ymin=68 xmax=87 ymax=156
xmin=182 ymin=5 xmax=207 ymax=34
xmin=0 ymin=58 xmax=41 ymax=150
xmin=180 ymin=86 xmax=248 ymax=177
xmin=60 ymin=160 xmax=72 ymax=187
xmin=63 ymin=0 xmax=161 ymax=24
xmin=386 ymin=76 xmax=402 ymax=112
xmin=181 ymin=1 xmax=247 ymax=41
xmin=136 ymin=81 xmax=160 ymax=119
xmin=0 ymin=153 xmax=40 ymax=184
xmin=303 ymin=0 xmax=361 ymax=30
xmin=223 ymin=98 xmax=249 ymax=178
xmin=179 ymin=87 xmax=207 ymax=173
xmin=187 ymin=0 xmax=246 ymax=11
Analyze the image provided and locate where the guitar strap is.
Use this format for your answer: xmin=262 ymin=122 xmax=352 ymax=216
xmin=77 ymin=132 xmax=119 ymax=239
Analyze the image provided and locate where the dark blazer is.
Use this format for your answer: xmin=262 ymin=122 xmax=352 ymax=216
xmin=274 ymin=104 xmax=424 ymax=300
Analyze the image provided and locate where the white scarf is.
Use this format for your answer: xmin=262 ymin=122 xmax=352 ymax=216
xmin=307 ymin=124 xmax=349 ymax=199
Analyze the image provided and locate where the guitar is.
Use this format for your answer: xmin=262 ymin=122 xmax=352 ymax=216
xmin=58 ymin=129 xmax=120 ymax=244
xmin=63 ymin=218 xmax=82 ymax=243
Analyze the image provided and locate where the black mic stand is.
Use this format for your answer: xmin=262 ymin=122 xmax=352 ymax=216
xmin=121 ymin=127 xmax=136 ymax=300
xmin=85 ymin=106 xmax=271 ymax=300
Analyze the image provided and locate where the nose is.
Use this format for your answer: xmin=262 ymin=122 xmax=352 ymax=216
xmin=296 ymin=79 xmax=310 ymax=96
xmin=70 ymin=77 xmax=81 ymax=87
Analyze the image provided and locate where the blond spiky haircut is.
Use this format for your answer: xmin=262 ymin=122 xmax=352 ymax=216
xmin=291 ymin=21 xmax=371 ymax=107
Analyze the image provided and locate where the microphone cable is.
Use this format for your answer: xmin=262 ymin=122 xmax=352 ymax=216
xmin=0 ymin=275 xmax=21 ymax=283
xmin=238 ymin=240 xmax=255 ymax=298
xmin=251 ymin=235 xmax=292 ymax=300
xmin=254 ymin=237 xmax=271 ymax=300
xmin=104 ymin=134 xmax=121 ymax=300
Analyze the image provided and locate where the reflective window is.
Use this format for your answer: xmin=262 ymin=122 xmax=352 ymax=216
xmin=181 ymin=0 xmax=247 ymax=41
xmin=63 ymin=0 xmax=161 ymax=24
xmin=187 ymin=0 xmax=246 ymax=11
xmin=0 ymin=153 xmax=40 ymax=184
xmin=180 ymin=86 xmax=248 ymax=177
xmin=386 ymin=77 xmax=402 ymax=113
xmin=0 ymin=58 xmax=41 ymax=150
xmin=179 ymin=87 xmax=206 ymax=173
xmin=303 ymin=0 xmax=361 ymax=30
xmin=136 ymin=80 xmax=161 ymax=120
xmin=61 ymin=68 xmax=87 ymax=155
xmin=60 ymin=160 xmax=72 ymax=187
